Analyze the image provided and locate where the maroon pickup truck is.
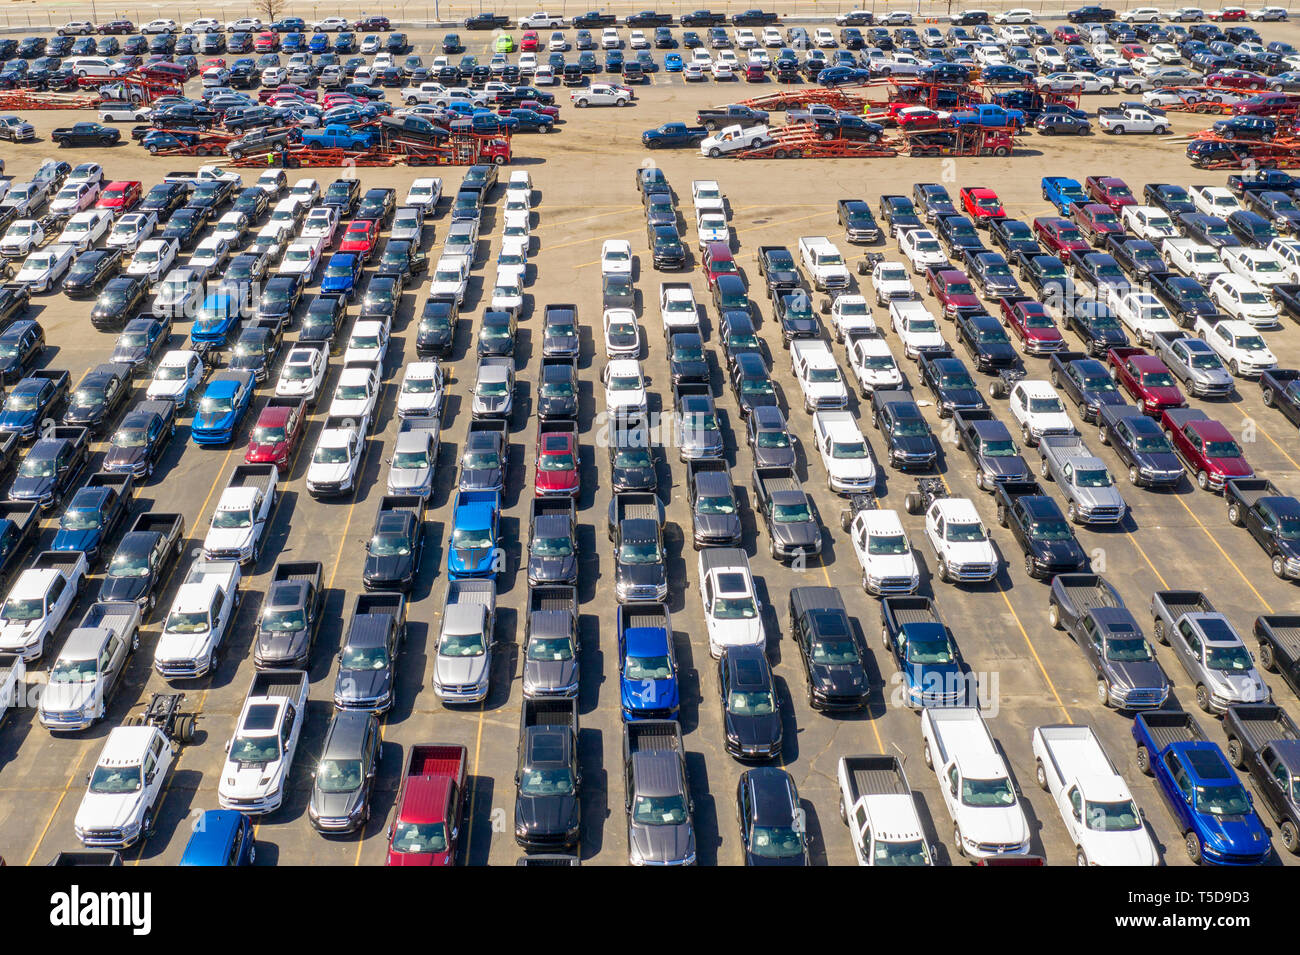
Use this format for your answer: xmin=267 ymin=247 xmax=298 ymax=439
xmin=1032 ymin=216 xmax=1090 ymax=261
xmin=926 ymin=266 xmax=981 ymax=317
xmin=386 ymin=744 xmax=468 ymax=866
xmin=1159 ymin=406 xmax=1255 ymax=492
xmin=1107 ymin=346 xmax=1186 ymax=415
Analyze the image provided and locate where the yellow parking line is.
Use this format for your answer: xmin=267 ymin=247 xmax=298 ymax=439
xmin=463 ymin=704 xmax=488 ymax=864
xmin=25 ymin=746 xmax=90 ymax=865
xmin=1126 ymin=533 xmax=1169 ymax=589
xmin=1171 ymin=494 xmax=1273 ymax=613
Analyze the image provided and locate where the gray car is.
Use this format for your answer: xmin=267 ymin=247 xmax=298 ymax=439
xmin=626 ymin=722 xmax=696 ymax=866
xmin=471 ymin=357 xmax=514 ymax=419
xmin=687 ymin=461 xmax=743 ymax=548
xmin=332 ymin=612 xmax=400 ymax=713
xmin=390 ymin=206 xmax=425 ymax=244
xmin=1155 ymin=333 xmax=1234 ymax=398
xmin=956 ymin=412 xmax=1032 ymax=491
xmin=1162 ymin=612 xmax=1270 ymax=714
xmin=387 ymin=424 xmax=438 ymax=499
xmin=522 ymin=608 xmax=580 ymax=698
xmin=746 ymin=405 xmax=797 ymax=470
xmin=458 ymin=427 xmax=505 ymax=492
xmin=675 ymin=389 xmax=724 ymax=461
xmin=308 ymin=709 xmax=382 ymax=834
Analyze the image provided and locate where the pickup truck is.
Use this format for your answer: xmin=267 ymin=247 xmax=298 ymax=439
xmin=522 ymin=584 xmax=579 ymax=699
xmin=0 ymin=369 xmax=70 ymax=441
xmin=1151 ymin=330 xmax=1235 ymax=398
xmin=1223 ymin=703 xmax=1300 ymax=853
xmin=163 ymin=165 xmax=241 ymax=188
xmin=798 ymin=235 xmax=851 ymax=291
xmin=11 ymin=426 xmax=89 ymax=511
xmin=527 ymin=497 xmax=578 ymax=586
xmin=386 ymin=744 xmax=467 ymax=866
xmin=98 ymin=511 xmax=185 ymax=613
xmin=153 ymin=559 xmax=241 ymax=680
xmin=448 ymin=489 xmax=501 ymax=580
xmin=203 ymin=464 xmax=277 ymax=565
xmin=1108 ymin=345 xmax=1186 ymax=414
xmin=218 ymin=669 xmax=309 ymax=814
xmin=1049 ymin=573 xmax=1172 ymax=710
xmin=434 ymin=579 xmax=496 ymax=703
xmin=0 ymin=652 xmax=22 ymax=728
xmin=515 ymin=697 xmax=581 ymax=850
xmin=1160 ymin=406 xmax=1254 ymax=491
xmin=75 ymin=719 xmax=180 ymax=849
xmin=846 ymin=508 xmax=919 ymax=596
xmin=302 ymin=124 xmax=379 ymax=150
xmin=624 ymin=720 xmax=696 ymax=866
xmin=254 ymin=560 xmax=324 ymax=670
xmin=0 ymin=551 xmax=87 ymax=663
xmin=1225 ymin=477 xmax=1300 ymax=580
xmin=756 ymin=245 xmax=801 ymax=294
xmin=1041 ymin=175 xmax=1089 ymax=215
xmin=790 ymin=339 xmax=848 ymax=413
xmin=1098 ymin=106 xmax=1171 ymax=134
xmin=1163 ymin=237 xmax=1230 ymax=283
xmin=685 ymin=460 xmax=740 ymax=550
xmin=752 ymin=466 xmax=821 ymax=562
xmin=334 ymin=591 xmax=405 ymax=713
xmin=995 ymin=478 xmax=1090 ymax=578
xmin=362 ymin=495 xmax=425 ymax=592
xmin=618 ymin=601 xmax=678 ymax=720
xmin=1048 ymin=352 xmax=1127 ymax=425
xmin=696 ymin=104 xmax=770 ymax=129
xmin=881 ymin=596 xmax=970 ymax=708
xmin=1096 ymin=403 xmax=1184 ymax=488
xmin=699 ymin=123 xmax=772 ymax=157
xmin=659 ymin=282 xmax=701 ymax=336
xmin=1151 ymin=589 xmax=1270 ymax=713
xmin=1132 ymin=710 xmax=1271 ymax=865
xmin=0 ymin=501 xmax=41 ymax=594
xmin=642 ymin=122 xmax=709 ymax=148
xmin=837 ymin=755 xmax=934 ymax=866
xmin=699 ymin=546 xmax=764 ymax=658
xmin=921 ymin=706 xmax=1031 ymax=859
xmin=951 ymin=411 xmax=1030 ymax=498
xmin=951 ymin=104 xmax=1025 ymax=128
xmin=1032 ymin=724 xmax=1158 ymax=866
xmin=1255 ymin=615 xmax=1300 ymax=696
xmin=1037 ymin=434 xmax=1127 ymax=525
xmin=1259 ymin=367 xmax=1300 ymax=427
xmin=609 ymin=491 xmax=668 ymax=602
xmin=813 ymin=409 xmax=877 ymax=494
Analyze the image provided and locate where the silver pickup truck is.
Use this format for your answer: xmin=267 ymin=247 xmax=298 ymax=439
xmin=1037 ymin=434 xmax=1127 ymax=525
xmin=1151 ymin=330 xmax=1234 ymax=398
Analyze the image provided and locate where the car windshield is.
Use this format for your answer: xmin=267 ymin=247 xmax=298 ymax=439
xmin=807 ymin=367 xmax=841 ymax=384
xmin=539 ymin=452 xmax=575 ymax=471
xmin=697 ymin=492 xmax=736 ymax=516
xmin=390 ymin=821 xmax=447 ymax=853
xmin=619 ymin=537 xmax=662 ymax=563
xmin=18 ymin=458 xmax=54 ymax=477
xmin=1 ymin=596 xmax=45 ymax=621
xmin=50 ymin=657 xmax=99 ymax=684
xmin=906 ymin=630 xmax=955 ymax=664
xmin=440 ymin=630 xmax=485 ymax=657
xmin=873 ymin=839 xmax=930 ymax=866
xmin=165 ymin=610 xmax=210 ymax=634
xmin=229 ymin=735 xmax=280 ymax=763
xmin=773 ymin=502 xmax=812 ymax=523
xmin=868 ymin=533 xmax=908 ymax=556
xmin=520 ymin=767 xmax=575 ymax=797
xmin=1086 ymin=799 xmax=1142 ymax=832
xmin=61 ymin=508 xmax=102 ymax=531
xmin=369 ymin=533 xmax=410 ymax=557
xmin=946 ymin=521 xmax=986 ymax=542
xmin=1205 ymin=644 xmax=1254 ymax=671
xmin=107 ymin=552 xmax=149 ymax=578
xmin=1196 ymin=783 xmax=1252 ymax=816
xmin=609 ymin=375 xmax=641 ymax=391
xmin=632 ymin=794 xmax=688 ymax=826
xmin=1028 ymin=396 xmax=1064 ymax=414
xmin=811 ymin=636 xmax=860 ymax=665
xmin=200 ymin=395 xmax=233 ymax=416
xmin=315 ymin=757 xmax=363 ymax=794
xmin=314 ymin=444 xmax=351 ymax=465
xmin=211 ymin=508 xmax=252 ymax=530
xmin=1142 ymin=371 xmax=1176 ymax=388
xmin=1237 ymin=334 xmax=1267 ymax=351
xmin=464 ymin=451 xmax=500 ymax=470
xmin=89 ymin=764 xmax=141 ymax=794
xmin=961 ymin=776 xmax=1016 ymax=807
xmin=1074 ymin=467 xmax=1112 ymax=487
xmin=261 ymin=607 xmax=306 ymax=632
xmin=907 ymin=318 xmax=938 ymax=334
xmin=336 ymin=384 xmax=370 ymax=402
xmin=451 ymin=526 xmax=492 ymax=549
xmin=342 ymin=644 xmax=390 ymax=669
xmin=1029 ymin=517 xmax=1073 ymax=541
xmin=527 ymin=635 xmax=573 ymax=660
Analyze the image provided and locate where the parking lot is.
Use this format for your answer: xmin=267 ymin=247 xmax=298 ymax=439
xmin=1 ymin=14 xmax=1300 ymax=866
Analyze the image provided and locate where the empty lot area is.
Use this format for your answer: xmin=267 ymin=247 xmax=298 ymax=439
xmin=2 ymin=19 xmax=1300 ymax=867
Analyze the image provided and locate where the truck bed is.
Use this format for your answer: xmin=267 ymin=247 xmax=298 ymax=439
xmin=1037 ymin=725 xmax=1116 ymax=779
xmin=78 ymin=601 xmax=139 ymax=635
xmin=842 ymin=755 xmax=909 ymax=802
xmin=626 ymin=719 xmax=682 ymax=755
xmin=1153 ymin=589 xmax=1215 ymax=620
xmin=271 ymin=560 xmax=322 ymax=586
xmin=407 ymin=744 xmax=464 ymax=778
xmin=354 ymin=592 xmax=407 ymax=617
xmin=882 ymin=596 xmax=941 ymax=628
xmin=1139 ymin=710 xmax=1204 ymax=750
xmin=446 ymin=580 xmax=495 ymax=610
xmin=615 ymin=492 xmax=662 ymax=523
xmin=1054 ymin=574 xmax=1122 ymax=615
xmin=228 ymin=463 xmax=277 ymax=489
xmin=1257 ymin=615 xmax=1300 ymax=659
xmin=1226 ymin=703 xmax=1300 ymax=753
xmin=0 ymin=652 xmax=19 ymax=682
xmin=529 ymin=584 xmax=575 ymax=614
xmin=621 ymin=603 xmax=669 ymax=633
xmin=248 ymin=670 xmax=306 ymax=700
xmin=131 ymin=512 xmax=183 ymax=535
xmin=754 ymin=466 xmax=801 ymax=496
xmin=522 ymin=697 xmax=577 ymax=729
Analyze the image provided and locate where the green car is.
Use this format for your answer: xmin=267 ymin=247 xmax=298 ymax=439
xmin=495 ymin=33 xmax=515 ymax=52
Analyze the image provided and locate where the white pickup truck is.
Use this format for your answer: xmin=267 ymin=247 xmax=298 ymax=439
xmin=430 ymin=254 xmax=471 ymax=304
xmin=812 ymin=410 xmax=877 ymax=494
xmin=571 ymin=83 xmax=633 ymax=107
xmin=698 ymin=547 xmax=765 ymax=659
xmin=791 ymin=339 xmax=849 ymax=413
xmin=1162 ymin=237 xmax=1229 ymax=283
xmin=699 ymin=123 xmax=772 ymax=157
xmin=890 ymin=299 xmax=948 ymax=359
xmin=659 ymin=282 xmax=701 ymax=336
xmin=798 ymin=235 xmax=851 ymax=291
xmin=870 ymin=259 xmax=916 ymax=306
xmin=218 ymin=669 xmax=309 ymax=814
xmin=163 ymin=164 xmax=243 ymax=188
xmin=1007 ymin=379 xmax=1077 ymax=446
xmin=922 ymin=498 xmax=1000 ymax=584
xmin=830 ymin=294 xmax=874 ymax=340
xmin=846 ymin=509 xmax=919 ymax=596
xmin=921 ymin=706 xmax=1032 ymax=859
xmin=75 ymin=724 xmax=176 ymax=848
xmin=837 ymin=755 xmax=934 ymax=865
xmin=1098 ymin=107 xmax=1170 ymax=134
xmin=1107 ymin=288 xmax=1181 ymax=344
xmin=0 ymin=653 xmax=24 ymax=728
xmin=846 ymin=335 xmax=903 ymax=396
xmin=0 ymin=551 xmax=88 ymax=662
xmin=203 ymin=464 xmax=278 ymax=565
xmin=1032 ymin=724 xmax=1158 ymax=866
xmin=39 ymin=600 xmax=142 ymax=732
xmin=153 ymin=559 xmax=242 ymax=680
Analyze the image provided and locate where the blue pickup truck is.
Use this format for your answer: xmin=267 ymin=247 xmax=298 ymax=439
xmin=881 ymin=595 xmax=969 ymax=709
xmin=52 ymin=472 xmax=134 ymax=566
xmin=448 ymin=489 xmax=500 ymax=580
xmin=951 ymin=103 xmax=1025 ymax=129
xmin=1041 ymin=176 xmax=1090 ymax=215
xmin=641 ymin=122 xmax=710 ymax=149
xmin=1133 ymin=710 xmax=1272 ymax=866
xmin=301 ymin=124 xmax=379 ymax=150
xmin=320 ymin=252 xmax=364 ymax=299
xmin=192 ymin=371 xmax=256 ymax=446
xmin=191 ymin=293 xmax=243 ymax=347
xmin=617 ymin=601 xmax=679 ymax=720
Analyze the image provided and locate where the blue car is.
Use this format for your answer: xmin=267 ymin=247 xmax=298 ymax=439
xmin=0 ymin=374 xmax=62 ymax=440
xmin=192 ymin=370 xmax=255 ymax=446
xmin=507 ymin=108 xmax=554 ymax=131
xmin=52 ymin=481 xmax=125 ymax=565
xmin=320 ymin=252 xmax=364 ymax=299
xmin=819 ymin=66 xmax=871 ymax=87
xmin=282 ymin=32 xmax=305 ymax=52
xmin=191 ymin=293 xmax=242 ymax=347
xmin=334 ymin=32 xmax=356 ymax=53
xmin=618 ymin=605 xmax=680 ymax=720
xmin=180 ymin=810 xmax=256 ymax=866
xmin=665 ymin=52 xmax=683 ymax=71
xmin=309 ymin=32 xmax=330 ymax=54
xmin=448 ymin=489 xmax=500 ymax=579
xmin=1041 ymin=175 xmax=1090 ymax=215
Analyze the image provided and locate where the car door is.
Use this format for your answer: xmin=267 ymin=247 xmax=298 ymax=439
xmin=1164 ymin=750 xmax=1195 ymax=827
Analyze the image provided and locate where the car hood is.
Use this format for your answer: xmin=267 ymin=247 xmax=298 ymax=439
xmin=1199 ymin=811 xmax=1269 ymax=855
xmin=1134 ymin=448 xmax=1182 ymax=473
xmin=537 ymin=393 xmax=576 ymax=417
xmin=1106 ymin=658 xmax=1169 ymax=691
xmin=958 ymin=803 xmax=1030 ymax=849
xmin=220 ymin=756 xmax=285 ymax=800
xmin=41 ymin=675 xmax=100 ymax=716
xmin=103 ymin=444 xmax=146 ymax=471
xmin=1143 ymin=384 xmax=1184 ymax=405
xmin=515 ymin=791 xmax=579 ymax=835
xmin=812 ymin=659 xmax=870 ymax=697
xmin=892 ymin=433 xmax=935 ymax=457
xmin=771 ymin=519 xmax=821 ymax=547
xmin=613 ymin=462 xmax=656 ymax=490
xmin=1208 ymin=455 xmax=1253 ymax=477
xmin=983 ymin=454 xmax=1031 ymax=480
xmin=527 ymin=553 xmax=576 ymax=583
xmin=473 ymin=394 xmax=510 ymax=415
xmin=630 ymin=820 xmax=694 ymax=865
xmin=694 ymin=512 xmax=741 ymax=540
xmin=1078 ymin=826 xmax=1158 ymax=865
xmin=206 ymin=526 xmax=253 ymax=549
xmin=194 ymin=408 xmax=236 ymax=431
xmin=0 ymin=408 xmax=38 ymax=431
xmin=308 ymin=460 xmax=354 ymax=485
xmin=256 ymin=627 xmax=311 ymax=665
xmin=1204 ymin=668 xmax=1268 ymax=702
xmin=523 ymin=655 xmax=579 ymax=693
xmin=363 ymin=552 xmax=414 ymax=586
xmin=436 ymin=653 xmax=488 ymax=686
xmin=310 ymin=785 xmax=364 ymax=822
xmin=782 ymin=315 xmax=820 ymax=334
xmin=725 ymin=708 xmax=783 ymax=748
xmin=8 ymin=474 xmax=54 ymax=500
xmin=53 ymin=527 xmax=102 ymax=554
xmin=75 ymin=791 xmax=144 ymax=833
xmin=622 ymin=675 xmax=678 ymax=713
xmin=1035 ymin=537 xmax=1088 ymax=567
xmin=155 ymin=628 xmax=215 ymax=663
xmin=0 ymin=618 xmax=45 ymax=651
xmin=335 ymin=665 xmax=393 ymax=703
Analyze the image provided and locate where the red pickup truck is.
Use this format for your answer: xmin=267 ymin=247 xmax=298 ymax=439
xmin=1107 ymin=346 xmax=1186 ymax=415
xmin=1072 ymin=202 xmax=1125 ymax=246
xmin=1159 ymin=407 xmax=1254 ymax=491
xmin=1032 ymin=216 xmax=1090 ymax=260
xmin=926 ymin=266 xmax=981 ymax=316
xmin=258 ymin=83 xmax=319 ymax=104
xmin=958 ymin=186 xmax=1005 ymax=228
xmin=999 ymin=295 xmax=1066 ymax=355
xmin=386 ymin=744 xmax=468 ymax=866
xmin=1084 ymin=176 xmax=1138 ymax=213
xmin=244 ymin=397 xmax=305 ymax=475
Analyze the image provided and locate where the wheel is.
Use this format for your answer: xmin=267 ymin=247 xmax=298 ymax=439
xmin=1259 ymin=641 xmax=1277 ymax=671
xmin=1021 ymin=424 xmax=1033 ymax=446
xmin=839 ymin=794 xmax=848 ymax=825
xmin=953 ymin=822 xmax=965 ymax=857
xmin=1194 ymin=683 xmax=1213 ymax=713
xmin=1196 ymin=470 xmax=1209 ymax=491
xmin=142 ymin=809 xmax=155 ymax=836
xmin=881 ymin=626 xmax=892 ymax=651
xmin=1185 ymin=831 xmax=1203 ymax=865
xmin=997 ymin=505 xmax=1008 ymax=528
xmin=1128 ymin=464 xmax=1141 ymax=486
xmin=576 ymin=98 xmax=588 ymax=106
xmin=1263 ymin=387 xmax=1276 ymax=407
xmin=1273 ymin=554 xmax=1288 ymax=579
xmin=1153 ymin=618 xmax=1168 ymax=645
xmin=1153 ymin=125 xmax=1167 ymax=134
xmin=1041 ymin=126 xmax=1054 ymax=136
xmin=1227 ymin=736 xmax=1245 ymax=769
xmin=993 ymin=145 xmax=1010 ymax=157
xmin=1282 ymin=822 xmax=1300 ymax=855
xmin=1112 ymin=124 xmax=1124 ymax=134
xmin=1228 ymin=502 xmax=1243 ymax=526
xmin=1136 ymin=744 xmax=1152 ymax=775
xmin=1076 ymin=849 xmax=1089 ymax=866
xmin=922 ymin=740 xmax=933 ymax=769
xmin=1050 ymin=369 xmax=1060 ymax=387
xmin=1035 ymin=759 xmax=1049 ymax=791
xmin=1067 ymin=502 xmax=1080 ymax=524
xmin=177 ymin=714 xmax=196 ymax=743
xmin=1024 ymin=554 xmax=1036 ymax=578
xmin=975 ymin=471 xmax=986 ymax=492
xmin=936 ymin=557 xmax=950 ymax=583
xmin=1039 ymin=456 xmax=1050 ymax=478
xmin=904 ymin=491 xmax=924 ymax=514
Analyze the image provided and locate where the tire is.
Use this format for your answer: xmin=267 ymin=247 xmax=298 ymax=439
xmin=177 ymin=714 xmax=196 ymax=743
xmin=1136 ymin=744 xmax=1152 ymax=775
xmin=993 ymin=146 xmax=1010 ymax=157
xmin=576 ymin=98 xmax=588 ymax=106
xmin=1035 ymin=759 xmax=1049 ymax=791
xmin=1227 ymin=736 xmax=1245 ymax=769
xmin=1282 ymin=822 xmax=1300 ymax=855
xmin=1263 ymin=387 xmax=1276 ymax=407
xmin=1024 ymin=553 xmax=1036 ymax=578
xmin=1273 ymin=554 xmax=1288 ymax=579
xmin=1077 ymin=849 xmax=1089 ymax=866
xmin=922 ymin=740 xmax=933 ymax=769
xmin=1228 ymin=502 xmax=1243 ymax=526
xmin=142 ymin=809 xmax=155 ymax=836
xmin=1067 ymin=501 xmax=1080 ymax=524
xmin=904 ymin=491 xmax=924 ymax=514
xmin=1153 ymin=618 xmax=1168 ymax=645
xmin=839 ymin=794 xmax=848 ymax=825
xmin=953 ymin=822 xmax=965 ymax=857
xmin=937 ymin=557 xmax=950 ymax=583
xmin=881 ymin=626 xmax=892 ymax=651
xmin=1112 ymin=124 xmax=1124 ymax=134
xmin=1040 ymin=456 xmax=1050 ymax=478
xmin=708 ymin=146 xmax=721 ymax=157
xmin=1185 ymin=831 xmax=1203 ymax=865
xmin=1195 ymin=683 xmax=1213 ymax=713
xmin=1259 ymin=641 xmax=1277 ymax=671
xmin=1153 ymin=125 xmax=1167 ymax=134
xmin=1197 ymin=469 xmax=1209 ymax=491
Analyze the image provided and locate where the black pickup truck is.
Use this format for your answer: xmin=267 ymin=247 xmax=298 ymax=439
xmin=952 ymin=408 xmax=1031 ymax=492
xmin=254 ymin=560 xmax=324 ymax=670
xmin=1259 ymin=368 xmax=1300 ymax=427
xmin=752 ymin=466 xmax=821 ymax=563
xmin=1050 ymin=351 xmax=1129 ymax=423
xmin=98 ymin=511 xmax=186 ymax=613
xmin=1097 ymin=403 xmax=1184 ymax=489
xmin=1224 ymin=477 xmax=1300 ymax=580
xmin=1255 ymin=615 xmax=1300 ymax=698
xmin=695 ymin=104 xmax=769 ymax=130
xmin=995 ymin=479 xmax=1089 ymax=579
xmin=756 ymin=245 xmax=800 ymax=294
xmin=1222 ymin=703 xmax=1300 ymax=854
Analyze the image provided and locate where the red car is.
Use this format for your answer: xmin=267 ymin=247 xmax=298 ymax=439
xmin=534 ymin=429 xmax=580 ymax=497
xmin=253 ymin=30 xmax=279 ymax=52
xmin=1084 ymin=176 xmax=1137 ymax=212
xmin=1159 ymin=407 xmax=1254 ymax=490
xmin=958 ymin=186 xmax=1005 ymax=227
xmin=1208 ymin=6 xmax=1247 ymax=20
xmin=1120 ymin=44 xmax=1146 ymax=60
xmin=259 ymin=83 xmax=318 ymax=103
xmin=200 ymin=57 xmax=228 ymax=71
xmin=892 ymin=104 xmax=948 ymax=130
xmin=926 ymin=266 xmax=981 ymax=315
xmin=1107 ymin=346 xmax=1186 ymax=415
xmin=1233 ymin=92 xmax=1300 ymax=116
xmin=322 ymin=92 xmax=359 ymax=109
xmin=1072 ymin=202 xmax=1125 ymax=246
xmin=745 ymin=63 xmax=766 ymax=81
xmin=999 ymin=296 xmax=1066 ymax=355
xmin=516 ymin=99 xmax=560 ymax=119
xmin=1032 ymin=216 xmax=1090 ymax=259
xmin=702 ymin=241 xmax=739 ymax=287
xmin=385 ymin=744 xmax=467 ymax=867
xmin=1207 ymin=69 xmax=1269 ymax=90
xmin=1053 ymin=25 xmax=1082 ymax=42
xmin=521 ymin=30 xmax=540 ymax=51
xmin=97 ymin=180 xmax=141 ymax=212
xmin=244 ymin=398 xmax=305 ymax=474
xmin=338 ymin=219 xmax=380 ymax=261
